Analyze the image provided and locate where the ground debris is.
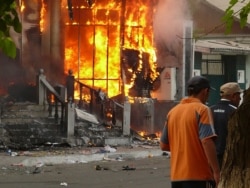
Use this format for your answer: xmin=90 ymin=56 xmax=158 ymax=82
xmin=122 ymin=165 xmax=136 ymax=170
xmin=95 ymin=165 xmax=109 ymax=170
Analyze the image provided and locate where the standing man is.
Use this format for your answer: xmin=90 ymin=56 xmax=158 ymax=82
xmin=160 ymin=76 xmax=220 ymax=188
xmin=210 ymin=82 xmax=242 ymax=168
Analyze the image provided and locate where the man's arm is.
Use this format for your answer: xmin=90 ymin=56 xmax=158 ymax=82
xmin=160 ymin=141 xmax=170 ymax=151
xmin=201 ymin=138 xmax=220 ymax=187
xmin=160 ymin=125 xmax=170 ymax=151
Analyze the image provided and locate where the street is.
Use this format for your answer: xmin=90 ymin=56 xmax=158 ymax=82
xmin=0 ymin=154 xmax=171 ymax=188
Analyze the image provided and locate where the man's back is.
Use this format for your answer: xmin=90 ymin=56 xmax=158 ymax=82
xmin=167 ymin=97 xmax=214 ymax=181
xmin=210 ymin=81 xmax=242 ymax=169
xmin=160 ymin=75 xmax=220 ymax=187
xmin=210 ymin=100 xmax=236 ymax=156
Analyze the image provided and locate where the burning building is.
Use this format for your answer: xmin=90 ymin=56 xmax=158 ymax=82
xmin=4 ymin=0 xmax=159 ymax=98
xmin=0 ymin=0 xmax=193 ymax=144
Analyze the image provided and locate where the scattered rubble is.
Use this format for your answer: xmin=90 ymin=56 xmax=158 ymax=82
xmin=0 ymin=142 xmax=170 ymax=178
xmin=122 ymin=165 xmax=136 ymax=171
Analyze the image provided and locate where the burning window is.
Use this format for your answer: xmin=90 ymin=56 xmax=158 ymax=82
xmin=63 ymin=0 xmax=158 ymax=99
xmin=1 ymin=0 xmax=161 ymax=101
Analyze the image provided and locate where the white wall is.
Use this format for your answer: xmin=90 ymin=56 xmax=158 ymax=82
xmin=151 ymin=67 xmax=177 ymax=101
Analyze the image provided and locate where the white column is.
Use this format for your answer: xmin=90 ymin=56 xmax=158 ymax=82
xmin=123 ymin=101 xmax=131 ymax=136
xmin=66 ymin=102 xmax=75 ymax=137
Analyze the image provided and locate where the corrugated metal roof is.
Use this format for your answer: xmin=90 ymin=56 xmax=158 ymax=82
xmin=195 ymin=40 xmax=250 ymax=54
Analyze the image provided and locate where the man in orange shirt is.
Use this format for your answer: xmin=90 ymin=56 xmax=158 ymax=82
xmin=160 ymin=76 xmax=220 ymax=188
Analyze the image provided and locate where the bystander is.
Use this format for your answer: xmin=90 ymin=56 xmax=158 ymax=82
xmin=160 ymin=75 xmax=220 ymax=188
xmin=210 ymin=82 xmax=243 ymax=169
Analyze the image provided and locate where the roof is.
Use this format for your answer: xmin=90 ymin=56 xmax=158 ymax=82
xmin=195 ymin=1 xmax=250 ymax=55
xmin=195 ymin=39 xmax=250 ymax=54
xmin=206 ymin=0 xmax=250 ymax=23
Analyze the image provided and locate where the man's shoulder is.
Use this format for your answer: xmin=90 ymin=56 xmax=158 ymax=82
xmin=210 ymin=100 xmax=231 ymax=108
xmin=210 ymin=101 xmax=236 ymax=113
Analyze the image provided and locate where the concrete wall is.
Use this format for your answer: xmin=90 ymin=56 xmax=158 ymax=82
xmin=130 ymin=100 xmax=177 ymax=134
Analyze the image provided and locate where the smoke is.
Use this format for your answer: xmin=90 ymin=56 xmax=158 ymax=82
xmin=0 ymin=0 xmax=43 ymax=96
xmin=153 ymin=0 xmax=190 ymax=67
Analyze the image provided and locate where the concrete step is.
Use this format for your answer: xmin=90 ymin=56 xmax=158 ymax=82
xmin=0 ymin=103 xmax=74 ymax=149
xmin=1 ymin=103 xmax=62 ymax=119
xmin=4 ymin=103 xmax=46 ymax=111
xmin=1 ymin=111 xmax=50 ymax=119
xmin=1 ymin=102 xmax=63 ymax=125
xmin=2 ymin=122 xmax=64 ymax=148
xmin=1 ymin=117 xmax=61 ymax=125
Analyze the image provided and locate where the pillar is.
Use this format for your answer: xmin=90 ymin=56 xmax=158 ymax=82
xmin=66 ymin=100 xmax=75 ymax=138
xmin=50 ymin=0 xmax=64 ymax=81
xmin=123 ymin=100 xmax=131 ymax=136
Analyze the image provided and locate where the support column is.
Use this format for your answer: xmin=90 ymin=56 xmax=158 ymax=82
xmin=123 ymin=100 xmax=131 ymax=136
xmin=37 ymin=69 xmax=46 ymax=105
xmin=66 ymin=69 xmax=75 ymax=102
xmin=50 ymin=0 xmax=64 ymax=82
xmin=66 ymin=100 xmax=75 ymax=137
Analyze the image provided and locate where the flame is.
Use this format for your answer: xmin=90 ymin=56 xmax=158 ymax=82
xmin=62 ymin=0 xmax=156 ymax=99
xmin=138 ymin=131 xmax=146 ymax=137
xmin=40 ymin=0 xmax=46 ymax=32
xmin=155 ymin=132 xmax=161 ymax=138
xmin=47 ymin=93 xmax=55 ymax=104
xmin=138 ymin=131 xmax=160 ymax=140
xmin=122 ymin=2 xmax=157 ymax=97
xmin=20 ymin=0 xmax=25 ymax=12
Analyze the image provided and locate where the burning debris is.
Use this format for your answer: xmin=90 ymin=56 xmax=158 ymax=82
xmin=131 ymin=130 xmax=160 ymax=147
xmin=75 ymin=108 xmax=99 ymax=124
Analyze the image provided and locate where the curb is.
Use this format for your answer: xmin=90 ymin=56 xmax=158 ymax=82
xmin=20 ymin=148 xmax=164 ymax=167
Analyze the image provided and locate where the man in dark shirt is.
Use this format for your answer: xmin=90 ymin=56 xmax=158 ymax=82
xmin=210 ymin=82 xmax=243 ymax=168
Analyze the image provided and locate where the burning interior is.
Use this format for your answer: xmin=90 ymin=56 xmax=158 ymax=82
xmin=63 ymin=0 xmax=159 ymax=99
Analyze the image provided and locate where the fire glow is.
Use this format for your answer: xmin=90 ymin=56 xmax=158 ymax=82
xmin=40 ymin=0 xmax=46 ymax=32
xmin=61 ymin=0 xmax=158 ymax=99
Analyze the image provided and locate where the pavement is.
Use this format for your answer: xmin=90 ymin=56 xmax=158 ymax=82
xmin=0 ymin=145 xmax=170 ymax=167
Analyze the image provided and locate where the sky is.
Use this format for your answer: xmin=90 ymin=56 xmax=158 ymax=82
xmin=206 ymin=0 xmax=250 ymax=23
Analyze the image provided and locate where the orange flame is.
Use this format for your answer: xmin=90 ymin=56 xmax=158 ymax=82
xmin=40 ymin=0 xmax=46 ymax=32
xmin=62 ymin=0 xmax=156 ymax=99
xmin=20 ymin=1 xmax=25 ymax=12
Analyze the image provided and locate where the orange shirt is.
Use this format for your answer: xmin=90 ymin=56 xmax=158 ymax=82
xmin=161 ymin=97 xmax=216 ymax=181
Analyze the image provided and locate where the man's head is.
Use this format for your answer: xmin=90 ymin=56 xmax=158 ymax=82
xmin=187 ymin=76 xmax=212 ymax=103
xmin=220 ymin=82 xmax=243 ymax=107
